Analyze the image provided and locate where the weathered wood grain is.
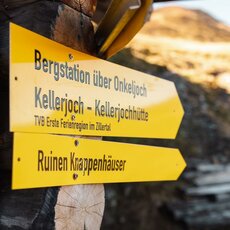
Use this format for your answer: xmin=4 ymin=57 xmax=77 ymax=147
xmin=61 ymin=0 xmax=97 ymax=17
xmin=163 ymin=200 xmax=230 ymax=227
xmin=0 ymin=0 xmax=39 ymax=10
xmin=162 ymin=161 xmax=230 ymax=229
xmin=1 ymin=0 xmax=96 ymax=16
xmin=0 ymin=172 xmax=59 ymax=229
xmin=0 ymin=0 xmax=95 ymax=83
xmin=194 ymin=171 xmax=230 ymax=186
xmin=53 ymin=4 xmax=95 ymax=54
xmin=0 ymin=1 xmax=105 ymax=229
xmin=55 ymin=185 xmax=104 ymax=230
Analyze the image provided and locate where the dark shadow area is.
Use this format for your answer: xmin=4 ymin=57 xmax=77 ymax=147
xmin=101 ymin=48 xmax=230 ymax=230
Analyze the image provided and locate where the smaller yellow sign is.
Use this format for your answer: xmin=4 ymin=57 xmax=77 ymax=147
xmin=12 ymin=133 xmax=186 ymax=189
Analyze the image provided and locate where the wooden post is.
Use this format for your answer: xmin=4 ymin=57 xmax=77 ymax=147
xmin=0 ymin=1 xmax=105 ymax=229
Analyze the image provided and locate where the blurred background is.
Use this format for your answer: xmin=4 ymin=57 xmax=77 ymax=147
xmin=101 ymin=0 xmax=230 ymax=229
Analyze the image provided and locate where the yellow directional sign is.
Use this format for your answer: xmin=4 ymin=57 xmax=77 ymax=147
xmin=10 ymin=23 xmax=184 ymax=139
xmin=95 ymin=0 xmax=153 ymax=57
xmin=95 ymin=0 xmax=142 ymax=56
xmin=12 ymin=133 xmax=186 ymax=189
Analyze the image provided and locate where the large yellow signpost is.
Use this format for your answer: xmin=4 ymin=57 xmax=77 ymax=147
xmin=10 ymin=23 xmax=184 ymax=139
xmin=12 ymin=133 xmax=186 ymax=189
xmin=10 ymin=23 xmax=186 ymax=189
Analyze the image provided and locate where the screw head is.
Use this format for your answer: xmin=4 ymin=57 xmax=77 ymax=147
xmin=71 ymin=115 xmax=75 ymax=121
xmin=74 ymin=140 xmax=79 ymax=147
xmin=69 ymin=54 xmax=74 ymax=60
xmin=73 ymin=173 xmax=78 ymax=180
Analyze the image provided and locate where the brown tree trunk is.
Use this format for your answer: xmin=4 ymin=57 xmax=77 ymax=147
xmin=0 ymin=1 xmax=105 ymax=229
